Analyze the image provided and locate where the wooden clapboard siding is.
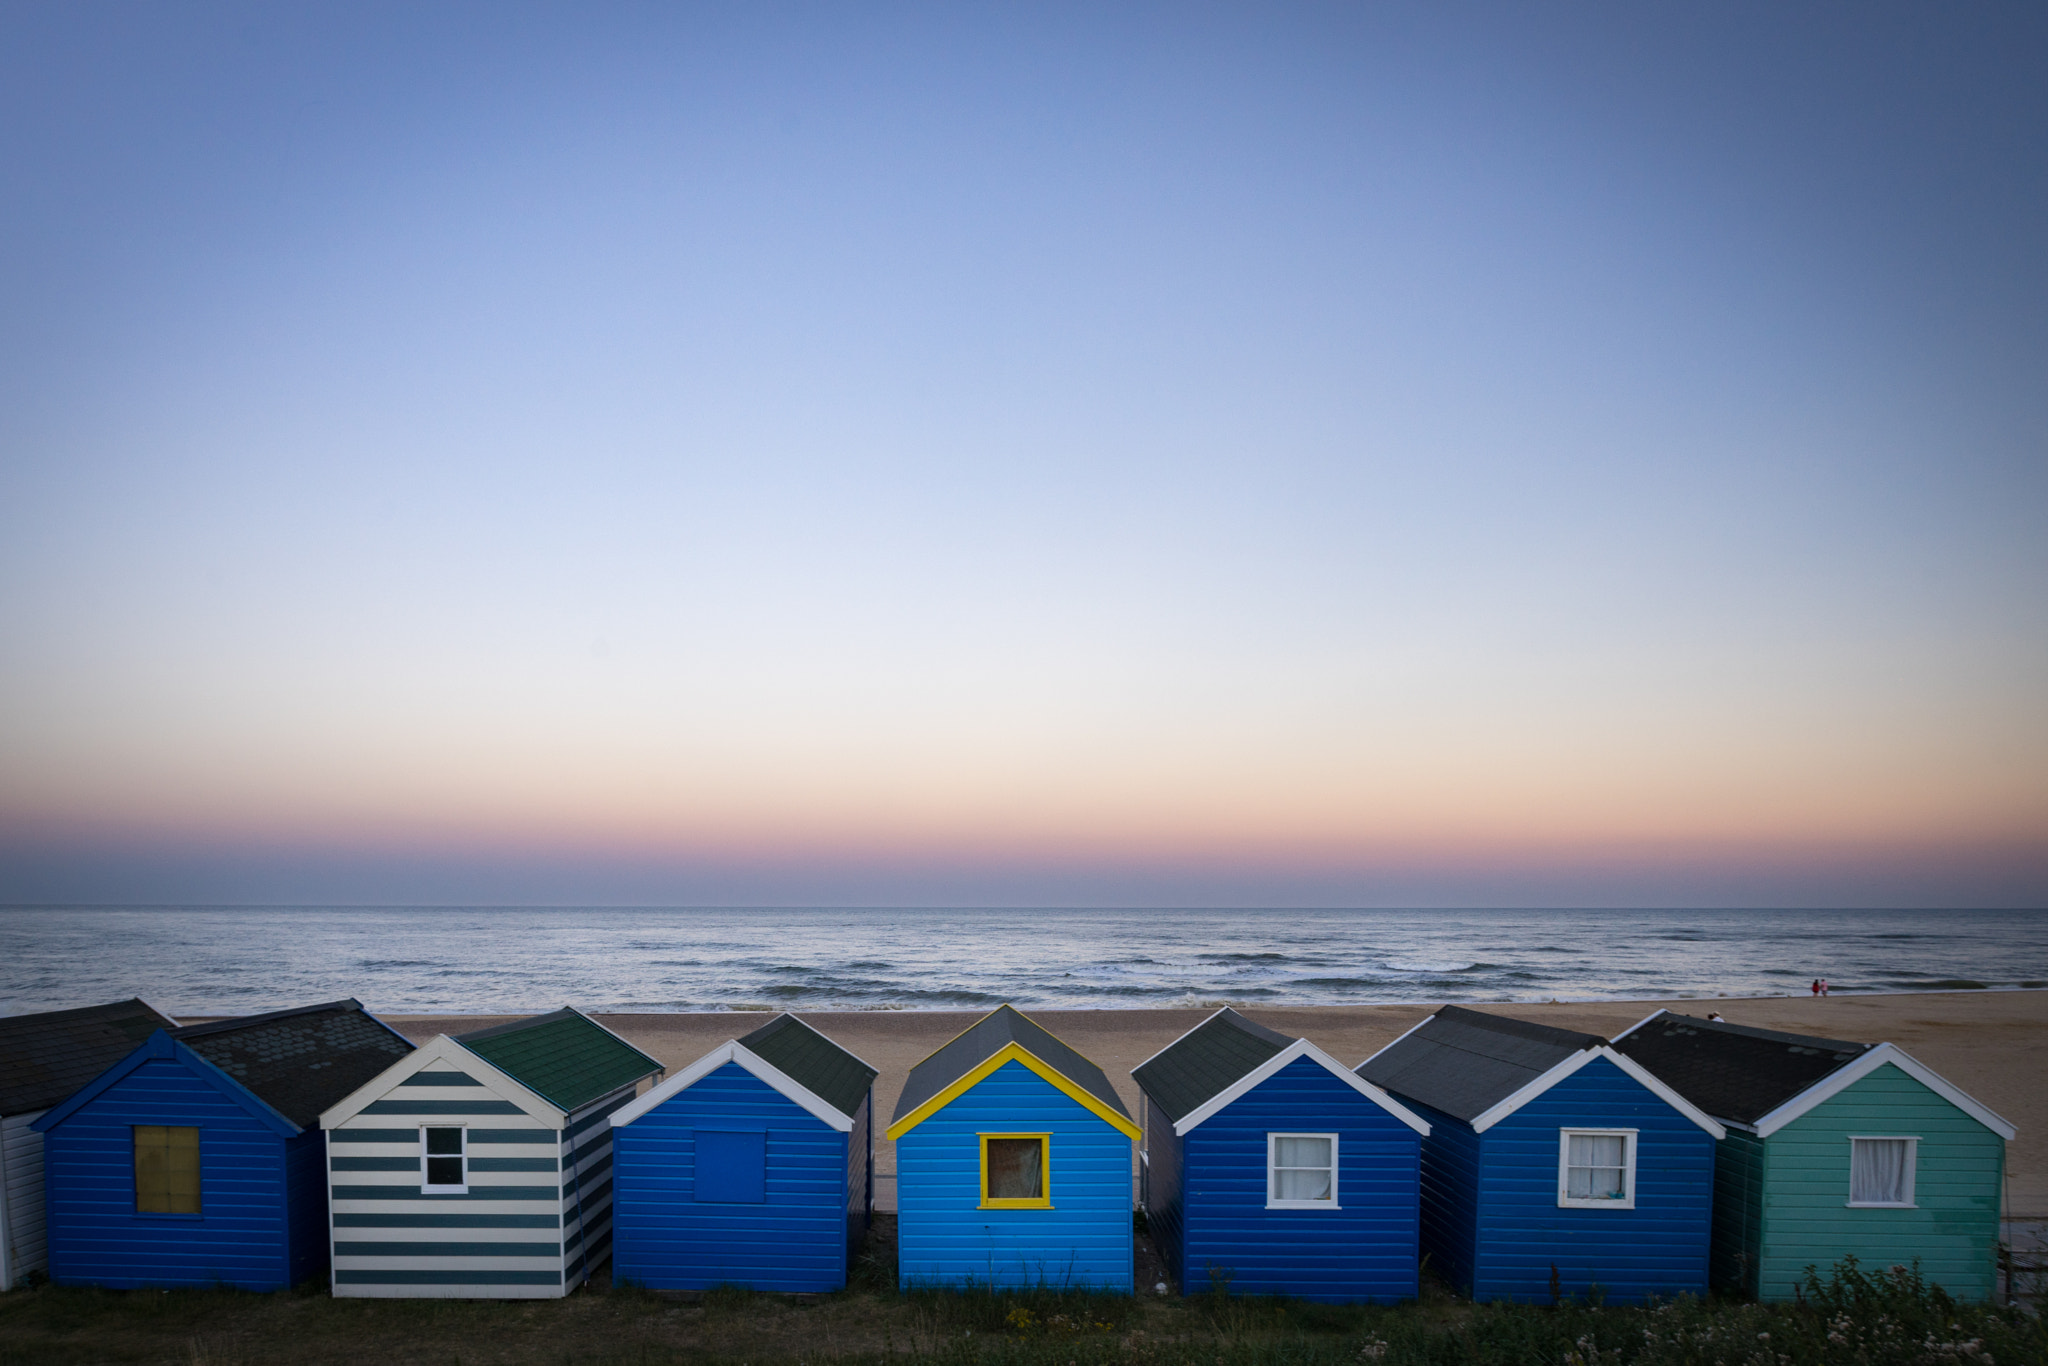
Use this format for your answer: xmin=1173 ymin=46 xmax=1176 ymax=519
xmin=896 ymin=1059 xmax=1131 ymax=1291
xmin=844 ymin=1091 xmax=871 ymax=1272
xmin=1174 ymin=1056 xmax=1421 ymax=1304
xmin=1408 ymin=1098 xmax=1481 ymax=1297
xmin=1710 ymin=1128 xmax=1766 ymax=1297
xmin=1140 ymin=1094 xmax=1186 ymax=1292
xmin=1 ymin=1111 xmax=48 ymax=1287
xmin=611 ymin=1062 xmax=854 ymax=1292
xmin=1469 ymin=1057 xmax=1715 ymax=1304
xmin=562 ymin=1087 xmax=634 ymax=1284
xmin=1752 ymin=1063 xmax=2003 ymax=1303
xmin=43 ymin=1057 xmax=294 ymax=1290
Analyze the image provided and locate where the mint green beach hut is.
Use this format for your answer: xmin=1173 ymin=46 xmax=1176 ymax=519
xmin=1612 ymin=1012 xmax=2015 ymax=1302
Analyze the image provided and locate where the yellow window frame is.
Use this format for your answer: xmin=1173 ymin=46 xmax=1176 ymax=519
xmin=978 ymin=1132 xmax=1052 ymax=1209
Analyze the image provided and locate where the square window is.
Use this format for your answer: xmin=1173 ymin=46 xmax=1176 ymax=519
xmin=1558 ymin=1129 xmax=1636 ymax=1209
xmin=1848 ymin=1137 xmax=1917 ymax=1207
xmin=694 ymin=1130 xmax=767 ymax=1203
xmin=134 ymin=1126 xmax=201 ymax=1214
xmin=1268 ymin=1133 xmax=1338 ymax=1208
xmin=421 ymin=1126 xmax=467 ymax=1193
xmin=980 ymin=1134 xmax=1050 ymax=1208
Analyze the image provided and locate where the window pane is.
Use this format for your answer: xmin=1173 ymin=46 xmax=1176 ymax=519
xmin=986 ymin=1138 xmax=1044 ymax=1199
xmin=426 ymin=1156 xmax=465 ymax=1186
xmin=1568 ymin=1134 xmax=1625 ymax=1168
xmin=1274 ymin=1136 xmax=1332 ymax=1170
xmin=1276 ymin=1166 xmax=1333 ymax=1200
xmin=425 ymin=1127 xmax=463 ymax=1156
xmin=1851 ymin=1138 xmax=1911 ymax=1204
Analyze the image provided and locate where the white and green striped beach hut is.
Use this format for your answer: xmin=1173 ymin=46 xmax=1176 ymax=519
xmin=319 ymin=1008 xmax=663 ymax=1298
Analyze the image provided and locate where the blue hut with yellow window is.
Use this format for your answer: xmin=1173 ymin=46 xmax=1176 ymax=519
xmin=887 ymin=1005 xmax=1138 ymax=1290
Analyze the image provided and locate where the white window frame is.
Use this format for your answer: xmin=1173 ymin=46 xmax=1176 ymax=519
xmin=1557 ymin=1128 xmax=1637 ymax=1209
xmin=1846 ymin=1135 xmax=1919 ymax=1208
xmin=1267 ymin=1132 xmax=1340 ymax=1210
xmin=420 ymin=1124 xmax=469 ymax=1194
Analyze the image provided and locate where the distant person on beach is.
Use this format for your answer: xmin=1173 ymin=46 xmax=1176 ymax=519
xmin=1821 ymin=978 xmax=1830 ymax=996
xmin=1706 ymin=1011 xmax=1725 ymax=1022
xmin=1812 ymin=979 xmax=1822 ymax=997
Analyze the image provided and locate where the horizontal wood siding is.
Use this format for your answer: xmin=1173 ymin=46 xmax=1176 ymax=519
xmin=329 ymin=1068 xmax=566 ymax=1299
xmin=896 ymin=1059 xmax=1132 ymax=1291
xmin=1472 ymin=1057 xmax=1714 ymax=1304
xmin=1711 ymin=1128 xmax=1766 ymax=1297
xmin=1409 ymin=1099 xmax=1480 ymax=1298
xmin=612 ymin=1062 xmax=852 ymax=1291
xmin=2 ymin=1111 xmax=48 ymax=1287
xmin=563 ymin=1087 xmax=633 ymax=1285
xmin=845 ymin=1091 xmax=871 ymax=1275
xmin=43 ymin=1058 xmax=290 ymax=1290
xmin=1140 ymin=1094 xmax=1186 ymax=1294
xmin=1756 ymin=1064 xmax=2003 ymax=1303
xmin=1178 ymin=1058 xmax=1420 ymax=1303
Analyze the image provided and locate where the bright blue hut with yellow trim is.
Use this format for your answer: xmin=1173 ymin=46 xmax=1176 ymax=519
xmin=886 ymin=1005 xmax=1139 ymax=1290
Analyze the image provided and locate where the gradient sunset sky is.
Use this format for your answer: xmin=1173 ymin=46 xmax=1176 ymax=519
xmin=2 ymin=3 xmax=2044 ymax=907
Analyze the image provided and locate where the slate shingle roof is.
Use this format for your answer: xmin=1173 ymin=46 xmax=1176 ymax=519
xmin=892 ymin=1004 xmax=1130 ymax=1124
xmin=0 ymin=998 xmax=178 ymax=1115
xmin=456 ymin=1008 xmax=662 ymax=1113
xmin=173 ymin=999 xmax=414 ymax=1130
xmin=1609 ymin=1012 xmax=1871 ymax=1125
xmin=1354 ymin=1005 xmax=1605 ymax=1124
xmin=1132 ymin=1008 xmax=1294 ymax=1123
xmin=737 ymin=1013 xmax=876 ymax=1120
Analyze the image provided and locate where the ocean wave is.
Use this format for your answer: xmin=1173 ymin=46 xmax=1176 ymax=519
xmin=1381 ymin=959 xmax=1478 ymax=973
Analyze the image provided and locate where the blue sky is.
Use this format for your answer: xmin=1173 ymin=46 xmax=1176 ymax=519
xmin=2 ymin=3 xmax=2044 ymax=906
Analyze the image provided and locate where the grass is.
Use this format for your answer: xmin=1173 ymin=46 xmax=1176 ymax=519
xmin=1 ymin=1236 xmax=2041 ymax=1366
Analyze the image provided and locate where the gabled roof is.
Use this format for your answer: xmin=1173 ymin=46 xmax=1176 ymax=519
xmin=886 ymin=1004 xmax=1139 ymax=1141
xmin=169 ymin=999 xmax=415 ymax=1130
xmin=320 ymin=1033 xmax=565 ymax=1130
xmin=1133 ymin=1008 xmax=1429 ymax=1138
xmin=0 ymin=998 xmax=178 ymax=1115
xmin=1607 ymin=1012 xmax=1869 ymax=1126
xmin=735 ymin=1014 xmax=877 ymax=1119
xmin=454 ymin=1007 xmax=662 ymax=1113
xmin=1611 ymin=1011 xmax=2014 ymax=1140
xmin=34 ymin=1031 xmax=302 ymax=1138
xmin=1356 ymin=1005 xmax=1723 ymax=1138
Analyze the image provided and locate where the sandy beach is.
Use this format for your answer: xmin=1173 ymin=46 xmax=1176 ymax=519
xmin=385 ymin=989 xmax=2048 ymax=1218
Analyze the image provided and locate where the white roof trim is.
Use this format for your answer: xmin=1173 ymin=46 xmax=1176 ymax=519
xmin=1610 ymin=1008 xmax=1671 ymax=1044
xmin=319 ymin=1034 xmax=563 ymax=1129
xmin=1468 ymin=1045 xmax=1726 ymax=1139
xmin=1751 ymin=1042 xmax=2015 ymax=1141
xmin=1352 ymin=1010 xmax=1441 ymax=1072
xmin=1129 ymin=1008 xmax=1233 ymax=1077
xmin=1169 ymin=1038 xmax=1431 ymax=1137
xmin=611 ymin=1040 xmax=855 ymax=1132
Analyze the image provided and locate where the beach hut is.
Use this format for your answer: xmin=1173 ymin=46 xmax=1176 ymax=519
xmin=886 ymin=1004 xmax=1140 ymax=1291
xmin=1355 ymin=1005 xmax=1724 ymax=1304
xmin=319 ymin=1006 xmax=663 ymax=1297
xmin=0 ymin=998 xmax=178 ymax=1288
xmin=608 ymin=1013 xmax=878 ymax=1291
xmin=1131 ymin=1007 xmax=1430 ymax=1302
xmin=32 ymin=999 xmax=414 ymax=1290
xmin=1610 ymin=1011 xmax=2015 ymax=1302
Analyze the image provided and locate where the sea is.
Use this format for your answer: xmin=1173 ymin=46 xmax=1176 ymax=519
xmin=1 ymin=905 xmax=2044 ymax=1019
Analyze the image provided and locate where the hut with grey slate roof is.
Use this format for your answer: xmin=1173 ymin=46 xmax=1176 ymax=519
xmin=32 ymin=1000 xmax=413 ymax=1290
xmin=320 ymin=1006 xmax=664 ymax=1298
xmin=1356 ymin=1005 xmax=1724 ymax=1304
xmin=1132 ymin=1008 xmax=1429 ymax=1302
xmin=887 ymin=1004 xmax=1140 ymax=1290
xmin=0 ymin=998 xmax=177 ymax=1287
xmin=1611 ymin=1011 xmax=2014 ymax=1302
xmin=608 ymin=1013 xmax=878 ymax=1291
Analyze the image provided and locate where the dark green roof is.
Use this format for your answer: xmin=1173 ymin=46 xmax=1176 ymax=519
xmin=736 ymin=1013 xmax=877 ymax=1120
xmin=892 ymin=1004 xmax=1129 ymax=1124
xmin=455 ymin=1008 xmax=661 ymax=1114
xmin=1132 ymin=1008 xmax=1294 ymax=1123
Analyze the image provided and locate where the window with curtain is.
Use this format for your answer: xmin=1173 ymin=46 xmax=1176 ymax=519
xmin=133 ymin=1125 xmax=201 ymax=1213
xmin=421 ymin=1126 xmax=467 ymax=1192
xmin=982 ymin=1135 xmax=1048 ymax=1206
xmin=1268 ymin=1133 xmax=1337 ymax=1207
xmin=1558 ymin=1130 xmax=1635 ymax=1208
xmin=1849 ymin=1137 xmax=1916 ymax=1206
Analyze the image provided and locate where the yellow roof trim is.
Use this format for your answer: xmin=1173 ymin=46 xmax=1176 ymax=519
xmin=885 ymin=1042 xmax=1141 ymax=1142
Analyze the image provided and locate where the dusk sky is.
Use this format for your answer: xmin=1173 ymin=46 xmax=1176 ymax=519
xmin=2 ymin=3 xmax=2044 ymax=908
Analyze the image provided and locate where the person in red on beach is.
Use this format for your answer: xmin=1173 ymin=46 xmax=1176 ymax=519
xmin=1811 ymin=979 xmax=1822 ymax=997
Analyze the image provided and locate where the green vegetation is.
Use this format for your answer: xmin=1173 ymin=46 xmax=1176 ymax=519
xmin=0 ymin=1241 xmax=2039 ymax=1366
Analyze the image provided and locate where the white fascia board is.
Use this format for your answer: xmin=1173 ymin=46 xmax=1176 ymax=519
xmin=1129 ymin=1008 xmax=1231 ymax=1077
xmin=320 ymin=1034 xmax=562 ymax=1130
xmin=610 ymin=1041 xmax=854 ymax=1132
xmin=1351 ymin=1009 xmax=1441 ymax=1072
xmin=1172 ymin=1039 xmax=1431 ymax=1138
xmin=1752 ymin=1043 xmax=2016 ymax=1141
xmin=1610 ymin=1008 xmax=1671 ymax=1044
xmin=1468 ymin=1046 xmax=1725 ymax=1138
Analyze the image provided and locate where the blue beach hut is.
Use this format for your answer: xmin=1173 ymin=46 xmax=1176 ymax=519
xmin=1355 ymin=1006 xmax=1724 ymax=1304
xmin=608 ymin=1013 xmax=878 ymax=1291
xmin=33 ymin=1000 xmax=414 ymax=1290
xmin=1132 ymin=1008 xmax=1430 ymax=1303
xmin=886 ymin=1005 xmax=1140 ymax=1291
